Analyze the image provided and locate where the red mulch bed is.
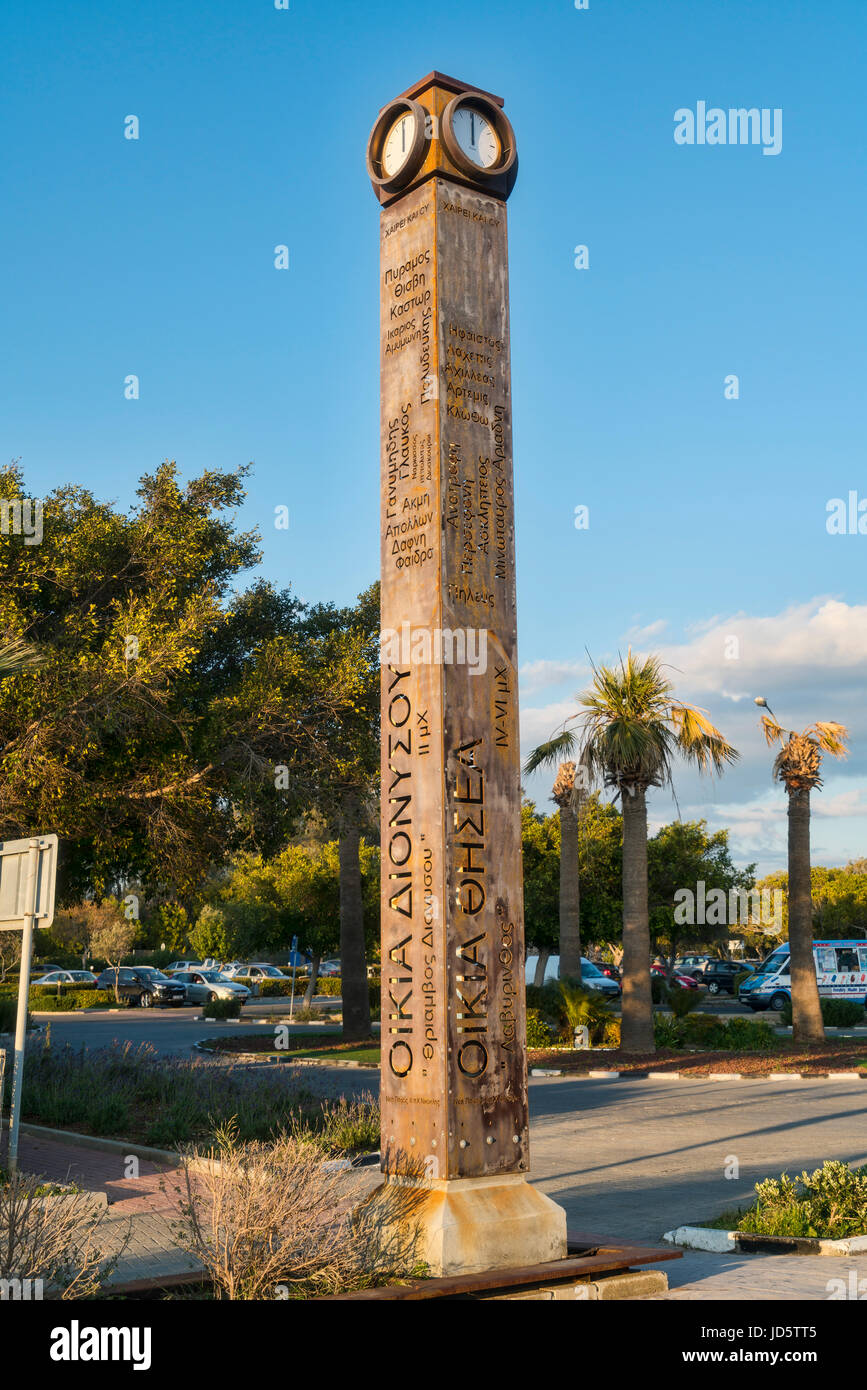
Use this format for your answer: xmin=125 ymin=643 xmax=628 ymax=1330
xmin=528 ymin=1042 xmax=867 ymax=1076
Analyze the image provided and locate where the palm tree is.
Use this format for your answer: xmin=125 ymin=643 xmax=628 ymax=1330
xmin=526 ymin=652 xmax=738 ymax=1053
xmin=551 ymin=762 xmax=582 ymax=979
xmin=756 ymin=702 xmax=848 ymax=1045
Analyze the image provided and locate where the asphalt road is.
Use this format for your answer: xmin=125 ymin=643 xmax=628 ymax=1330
xmin=30 ymin=992 xmax=757 ymax=1058
xmin=31 ymin=1000 xmax=345 ymax=1057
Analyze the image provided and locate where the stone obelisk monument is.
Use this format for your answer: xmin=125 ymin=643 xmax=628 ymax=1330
xmin=367 ymin=73 xmax=566 ymax=1276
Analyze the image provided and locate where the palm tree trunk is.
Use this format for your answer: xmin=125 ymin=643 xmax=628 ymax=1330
xmin=533 ymin=947 xmax=550 ymax=987
xmin=338 ymin=797 xmax=371 ymax=1042
xmin=620 ymin=785 xmax=655 ymax=1053
xmin=788 ymin=786 xmax=824 ymax=1044
xmin=303 ymin=952 xmax=321 ymax=1007
xmin=558 ymin=802 xmax=582 ymax=978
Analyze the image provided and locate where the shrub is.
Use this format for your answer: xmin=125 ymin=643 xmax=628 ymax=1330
xmin=653 ymin=1014 xmax=683 ymax=1049
xmin=600 ymin=1017 xmax=621 ymax=1048
xmin=665 ymin=983 xmax=703 ymax=1019
xmin=680 ymin=1012 xmax=720 ymax=1046
xmin=737 ymin=1160 xmax=867 ymax=1240
xmin=651 ymin=973 xmax=667 ymax=1005
xmin=172 ymin=1119 xmax=426 ymax=1299
xmin=203 ymin=997 xmax=243 ymax=1020
xmin=557 ymin=980 xmax=613 ymax=1045
xmin=0 ymin=1170 xmax=124 ymax=1298
xmin=316 ymin=977 xmax=342 ymax=996
xmin=290 ymin=1094 xmax=380 ymax=1157
xmin=233 ymin=978 xmax=293 ymax=997
xmin=525 ymin=1008 xmax=553 ymax=1048
xmin=654 ymin=1012 xmax=779 ymax=1051
xmin=10 ymin=1039 xmax=335 ymax=1146
xmin=720 ymin=1016 xmax=778 ymax=1051
xmin=0 ymin=997 xmax=22 ymax=1032
xmin=29 ymin=988 xmax=117 ymax=1012
xmin=779 ymin=996 xmax=865 ymax=1028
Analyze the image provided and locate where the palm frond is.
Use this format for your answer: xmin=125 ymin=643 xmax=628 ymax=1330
xmin=523 ymin=730 xmax=578 ymax=778
xmin=806 ymin=722 xmax=849 ymax=759
xmin=760 ymin=714 xmax=786 ymax=748
xmin=669 ymin=703 xmax=739 ymax=774
xmin=0 ymin=638 xmax=43 ymax=677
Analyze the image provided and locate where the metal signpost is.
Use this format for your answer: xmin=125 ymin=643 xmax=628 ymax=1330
xmin=0 ymin=835 xmax=59 ymax=1173
xmin=289 ymin=934 xmax=298 ymax=1021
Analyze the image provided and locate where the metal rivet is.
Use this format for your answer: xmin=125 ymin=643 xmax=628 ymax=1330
xmin=512 ymin=1135 xmax=520 ymax=1143
xmin=410 ymin=1137 xmax=416 ymax=1146
xmin=460 ymin=1139 xmax=468 ymax=1149
xmin=486 ymin=1136 xmax=494 ymax=1145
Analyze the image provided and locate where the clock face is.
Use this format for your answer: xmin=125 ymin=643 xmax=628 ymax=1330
xmin=382 ymin=110 xmax=417 ymax=177
xmin=451 ymin=106 xmax=500 ymax=168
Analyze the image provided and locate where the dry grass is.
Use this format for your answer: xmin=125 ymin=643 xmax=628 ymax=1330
xmin=171 ymin=1120 xmax=427 ymax=1299
xmin=0 ymin=1171 xmax=127 ymax=1299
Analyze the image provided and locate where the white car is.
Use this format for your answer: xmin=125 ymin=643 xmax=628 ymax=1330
xmin=525 ymin=954 xmax=621 ymax=997
xmin=34 ymin=969 xmax=98 ymax=986
xmin=169 ymin=969 xmax=250 ymax=1005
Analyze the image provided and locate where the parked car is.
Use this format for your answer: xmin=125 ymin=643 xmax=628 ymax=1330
xmin=318 ymin=959 xmax=341 ymax=977
xmin=127 ymin=967 xmax=187 ymax=1008
xmin=580 ymin=958 xmax=621 ymax=998
xmin=166 ymin=960 xmax=203 ymax=974
xmin=650 ymin=963 xmax=701 ymax=989
xmin=240 ymin=963 xmax=289 ymax=982
xmin=687 ymin=959 xmax=743 ymax=996
xmin=594 ymin=962 xmax=621 ymax=983
xmin=673 ymin=954 xmax=713 ymax=972
xmin=170 ymin=969 xmax=250 ymax=1006
xmin=94 ymin=967 xmax=146 ymax=1006
xmin=30 ymin=964 xmax=67 ymax=978
xmin=33 ymin=969 xmax=98 ymax=987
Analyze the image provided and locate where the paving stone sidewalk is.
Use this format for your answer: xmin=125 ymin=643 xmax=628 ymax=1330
xmin=11 ymin=1131 xmax=201 ymax=1285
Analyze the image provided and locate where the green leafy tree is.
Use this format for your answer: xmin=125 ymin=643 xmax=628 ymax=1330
xmin=89 ymin=912 xmax=137 ymax=1001
xmin=648 ymin=820 xmax=754 ymax=967
xmin=154 ymin=902 xmax=189 ymax=953
xmin=290 ymin=586 xmax=380 ymax=1041
xmin=215 ymin=839 xmax=379 ymax=1005
xmin=189 ymin=904 xmax=237 ymax=962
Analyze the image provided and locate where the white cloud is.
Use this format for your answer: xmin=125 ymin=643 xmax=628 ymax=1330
xmin=519 ymin=597 xmax=867 ymax=873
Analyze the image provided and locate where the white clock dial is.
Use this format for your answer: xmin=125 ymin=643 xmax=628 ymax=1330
xmin=382 ymin=111 xmax=417 ymax=176
xmin=452 ymin=106 xmax=499 ymax=168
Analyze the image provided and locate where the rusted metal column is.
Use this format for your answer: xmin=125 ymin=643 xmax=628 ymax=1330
xmin=370 ymin=73 xmax=566 ymax=1275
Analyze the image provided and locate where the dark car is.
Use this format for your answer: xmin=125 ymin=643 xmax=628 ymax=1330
xmin=94 ymin=967 xmax=145 ymax=1006
xmin=596 ymin=963 xmax=621 ymax=983
xmin=128 ymin=967 xmax=187 ymax=1008
xmin=691 ymin=959 xmax=743 ymax=996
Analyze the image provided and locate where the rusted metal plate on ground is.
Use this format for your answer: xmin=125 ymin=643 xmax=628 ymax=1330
xmin=322 ymin=1242 xmax=681 ymax=1301
xmin=379 ymin=166 xmax=527 ymax=1180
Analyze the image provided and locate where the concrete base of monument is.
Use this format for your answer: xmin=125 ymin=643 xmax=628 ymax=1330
xmin=368 ymin=1172 xmax=568 ymax=1278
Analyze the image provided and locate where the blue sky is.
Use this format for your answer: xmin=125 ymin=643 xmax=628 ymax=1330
xmin=3 ymin=0 xmax=866 ymax=873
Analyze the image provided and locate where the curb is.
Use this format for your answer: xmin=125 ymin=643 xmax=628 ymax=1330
xmin=6 ymin=1120 xmax=221 ymax=1175
xmin=664 ymin=1223 xmax=867 ymax=1257
xmin=194 ymin=1039 xmax=379 ymax=1069
xmin=529 ymin=1068 xmax=867 ymax=1081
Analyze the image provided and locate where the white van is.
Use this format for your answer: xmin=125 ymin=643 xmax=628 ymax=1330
xmin=739 ymin=939 xmax=867 ymax=1013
